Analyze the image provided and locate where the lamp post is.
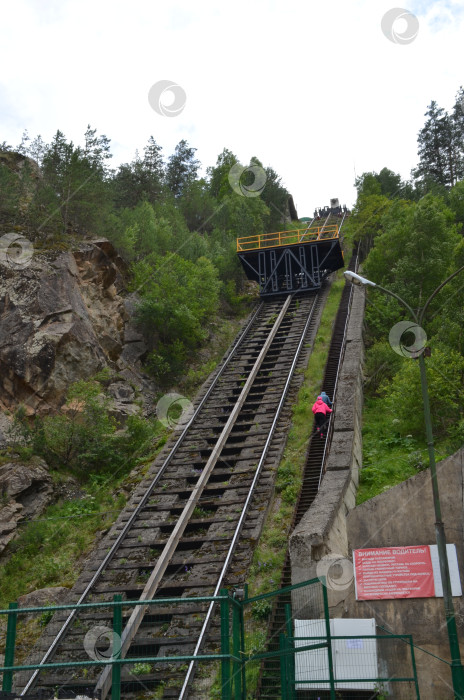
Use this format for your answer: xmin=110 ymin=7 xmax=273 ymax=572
xmin=344 ymin=268 xmax=464 ymax=699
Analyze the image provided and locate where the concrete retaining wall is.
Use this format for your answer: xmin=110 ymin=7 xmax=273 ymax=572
xmin=345 ymin=448 xmax=464 ymax=699
xmin=289 ymin=283 xmax=365 ymax=615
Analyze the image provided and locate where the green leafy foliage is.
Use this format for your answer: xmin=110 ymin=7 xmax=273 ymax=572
xmin=351 ymin=120 xmax=464 ymax=501
xmin=251 ymin=599 xmax=272 ymax=620
xmin=12 ymin=380 xmax=164 ymax=477
xmin=0 ymin=475 xmax=127 ymax=607
xmin=132 ymin=253 xmax=221 ymax=380
xmin=132 ymin=662 xmax=152 ymax=675
xmin=381 ymin=345 xmax=464 ymax=435
xmin=413 ymin=94 xmax=464 ymax=190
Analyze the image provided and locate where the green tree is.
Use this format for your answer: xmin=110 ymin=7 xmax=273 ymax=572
xmin=414 ymin=100 xmax=461 ymax=189
xmin=364 ymin=195 xmax=458 ymax=310
xmin=376 ymin=167 xmax=403 ymax=198
xmin=179 ymin=178 xmax=217 ymax=232
xmin=448 ymin=180 xmax=464 ymax=226
xmin=132 ymin=253 xmax=221 ymax=379
xmin=165 ymin=139 xmax=199 ymax=198
xmin=451 ymin=86 xmax=464 ymax=179
xmin=260 ymin=164 xmax=290 ymax=231
xmin=112 ymin=137 xmax=164 ymax=209
xmin=27 ymin=134 xmax=47 ymax=168
xmin=343 ymin=192 xmax=392 ymax=258
xmin=382 ymin=345 xmax=464 ymax=436
xmin=207 ymin=148 xmax=238 ymax=200
xmin=83 ymin=124 xmax=112 ymax=173
xmin=355 ymin=172 xmax=382 ymax=197
xmin=41 ymin=129 xmax=112 ymax=234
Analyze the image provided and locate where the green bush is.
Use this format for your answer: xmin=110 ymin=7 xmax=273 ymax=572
xmin=132 ymin=662 xmax=151 ymax=675
xmin=12 ymin=379 xmax=163 ymax=477
xmin=132 ymin=253 xmax=221 ymax=381
xmin=251 ymin=599 xmax=272 ymax=620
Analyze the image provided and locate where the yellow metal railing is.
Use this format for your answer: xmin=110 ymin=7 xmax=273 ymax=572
xmin=236 ymin=225 xmax=339 ymax=252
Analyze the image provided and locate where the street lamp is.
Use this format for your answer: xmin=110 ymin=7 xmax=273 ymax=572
xmin=344 ymin=267 xmax=464 ymax=699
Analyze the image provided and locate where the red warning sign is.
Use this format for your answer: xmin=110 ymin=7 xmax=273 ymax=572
xmin=354 ymin=546 xmax=435 ymax=600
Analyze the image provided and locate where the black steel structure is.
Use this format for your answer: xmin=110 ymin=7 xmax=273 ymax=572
xmin=237 ymin=219 xmax=345 ymax=297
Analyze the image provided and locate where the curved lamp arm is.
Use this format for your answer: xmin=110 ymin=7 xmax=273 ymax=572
xmin=375 ymin=284 xmax=418 ymax=323
xmin=419 ymin=264 xmax=464 ymax=325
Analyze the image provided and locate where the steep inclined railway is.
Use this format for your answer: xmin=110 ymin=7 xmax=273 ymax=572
xmin=16 ymin=287 xmax=330 ymax=699
xmin=257 ymin=249 xmax=358 ymax=699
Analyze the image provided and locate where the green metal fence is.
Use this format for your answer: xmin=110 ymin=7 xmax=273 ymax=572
xmin=279 ymin=633 xmax=420 ymax=700
xmin=0 ymin=578 xmax=421 ymax=699
xmin=238 ymin=578 xmax=421 ymax=700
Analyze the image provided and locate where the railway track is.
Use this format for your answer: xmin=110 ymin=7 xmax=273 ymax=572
xmin=16 ymin=284 xmax=330 ymax=700
xmin=256 ymin=246 xmax=358 ymax=700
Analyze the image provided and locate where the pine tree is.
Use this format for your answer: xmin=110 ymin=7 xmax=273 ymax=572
xmin=27 ymin=135 xmax=47 ymax=168
xmin=83 ymin=125 xmax=112 ymax=174
xmin=112 ymin=137 xmax=164 ymax=208
xmin=414 ymin=101 xmax=462 ymax=188
xmin=450 ymin=86 xmax=464 ymax=183
xmin=165 ymin=140 xmax=199 ymax=197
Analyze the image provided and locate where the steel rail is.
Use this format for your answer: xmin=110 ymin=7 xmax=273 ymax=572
xmin=319 ymin=212 xmax=332 ymax=233
xmin=178 ymin=293 xmax=320 ymax=699
xmin=20 ymin=300 xmax=266 ymax=695
xmin=95 ymin=295 xmax=293 ymax=698
xmin=300 ymin=217 xmax=316 ymax=239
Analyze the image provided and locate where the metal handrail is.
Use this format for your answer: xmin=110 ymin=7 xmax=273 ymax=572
xmin=318 ymin=247 xmax=360 ymax=488
xmin=237 ymin=225 xmax=339 ymax=251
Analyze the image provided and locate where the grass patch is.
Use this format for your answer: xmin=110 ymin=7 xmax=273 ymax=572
xmin=0 ymin=474 xmax=128 ymax=609
xmin=0 ymin=437 xmax=169 ymax=611
xmin=357 ymin=396 xmax=458 ymax=504
xmin=357 ymin=397 xmax=428 ymax=503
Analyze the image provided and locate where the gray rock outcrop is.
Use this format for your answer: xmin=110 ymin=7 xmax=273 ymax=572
xmin=0 ymin=239 xmax=148 ymax=416
xmin=0 ymin=457 xmax=53 ymax=552
xmin=18 ymin=586 xmax=70 ymax=610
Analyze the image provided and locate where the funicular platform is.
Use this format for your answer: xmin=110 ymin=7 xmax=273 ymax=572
xmin=237 ymin=225 xmax=344 ymax=297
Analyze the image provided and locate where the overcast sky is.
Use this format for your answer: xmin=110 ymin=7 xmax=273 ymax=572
xmin=1 ymin=0 xmax=463 ymax=217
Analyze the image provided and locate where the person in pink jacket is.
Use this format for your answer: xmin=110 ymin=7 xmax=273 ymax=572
xmin=312 ymin=395 xmax=332 ymax=438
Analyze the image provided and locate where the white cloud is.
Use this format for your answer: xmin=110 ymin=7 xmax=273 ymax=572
xmin=1 ymin=0 xmax=464 ymax=214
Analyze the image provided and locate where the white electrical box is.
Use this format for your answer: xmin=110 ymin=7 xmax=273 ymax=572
xmin=294 ymin=618 xmax=377 ymax=691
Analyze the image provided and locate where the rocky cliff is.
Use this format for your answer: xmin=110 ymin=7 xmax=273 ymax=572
xmin=0 ymin=239 xmax=149 ymax=425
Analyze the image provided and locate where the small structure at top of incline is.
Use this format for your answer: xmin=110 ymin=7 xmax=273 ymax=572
xmin=237 ymin=222 xmax=345 ymax=297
